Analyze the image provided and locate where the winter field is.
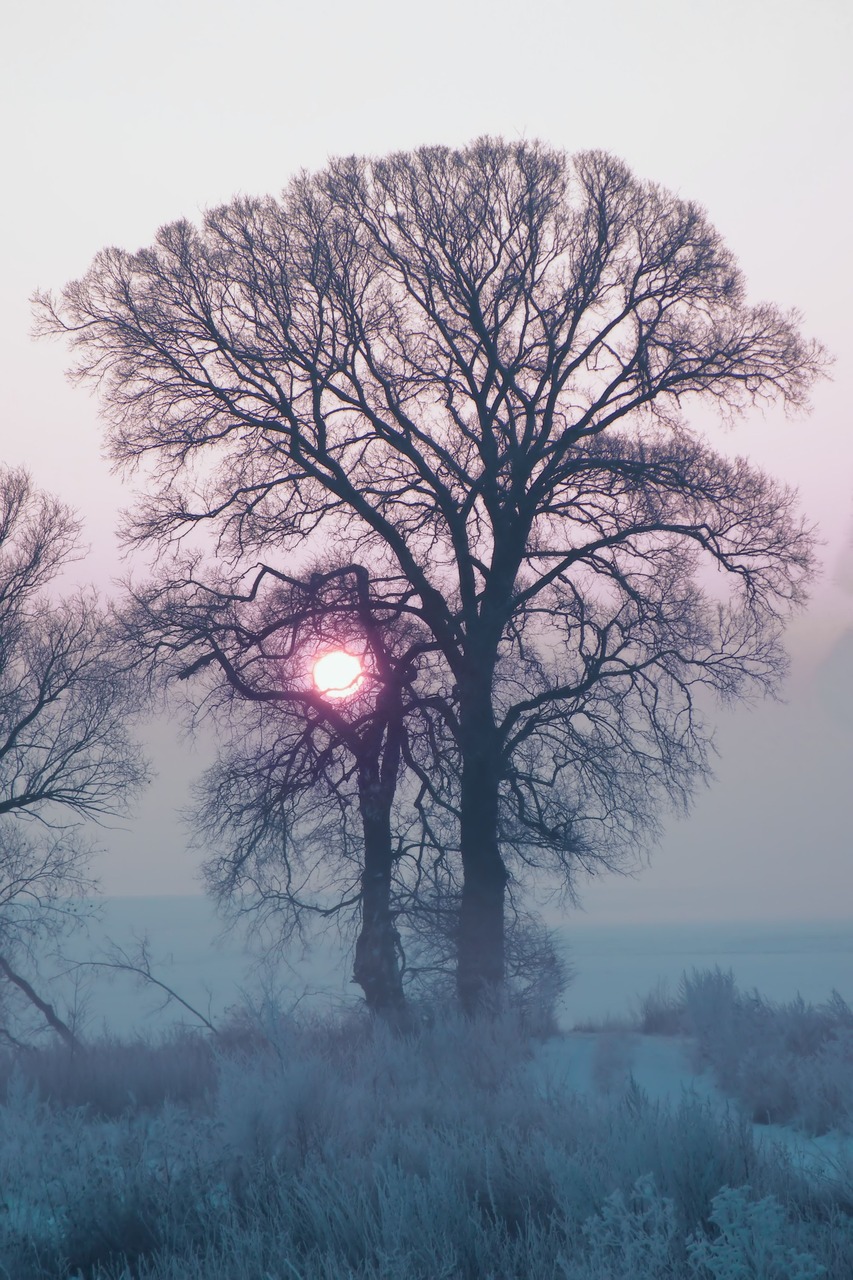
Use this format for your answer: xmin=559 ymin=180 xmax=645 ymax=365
xmin=1 ymin=902 xmax=852 ymax=1278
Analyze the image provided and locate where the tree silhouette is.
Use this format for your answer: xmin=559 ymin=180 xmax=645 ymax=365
xmin=0 ymin=466 xmax=147 ymax=1043
xmin=119 ymin=559 xmax=440 ymax=1023
xmin=37 ymin=139 xmax=825 ymax=1011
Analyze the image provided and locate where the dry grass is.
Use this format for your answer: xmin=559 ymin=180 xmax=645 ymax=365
xmin=0 ymin=993 xmax=849 ymax=1278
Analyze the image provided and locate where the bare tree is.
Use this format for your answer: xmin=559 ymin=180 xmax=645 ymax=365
xmin=0 ymin=466 xmax=147 ymax=1042
xmin=117 ymin=556 xmax=580 ymax=1028
xmin=36 ymin=139 xmax=825 ymax=1011
xmin=117 ymin=559 xmax=441 ymax=1024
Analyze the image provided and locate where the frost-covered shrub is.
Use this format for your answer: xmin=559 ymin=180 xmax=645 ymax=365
xmin=686 ymin=1185 xmax=827 ymax=1279
xmin=673 ymin=970 xmax=853 ymax=1135
xmin=599 ymin=1084 xmax=764 ymax=1235
xmin=0 ymin=1067 xmax=212 ymax=1278
xmin=636 ymin=979 xmax=686 ymax=1035
xmin=791 ymin=1027 xmax=853 ymax=1136
xmin=577 ymin=1174 xmax=680 ymax=1278
xmin=680 ymin=966 xmax=745 ymax=1073
xmin=575 ymin=1180 xmax=828 ymax=1280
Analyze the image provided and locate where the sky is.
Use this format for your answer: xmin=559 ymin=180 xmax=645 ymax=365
xmin=1 ymin=0 xmax=851 ymax=922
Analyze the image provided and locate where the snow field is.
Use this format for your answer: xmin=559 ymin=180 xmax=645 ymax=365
xmin=1 ymin=974 xmax=852 ymax=1279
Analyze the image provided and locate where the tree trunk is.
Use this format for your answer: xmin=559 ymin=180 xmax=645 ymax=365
xmin=456 ymin=699 xmax=508 ymax=1016
xmin=352 ymin=764 xmax=410 ymax=1029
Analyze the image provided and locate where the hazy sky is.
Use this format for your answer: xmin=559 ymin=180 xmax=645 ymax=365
xmin=1 ymin=0 xmax=851 ymax=921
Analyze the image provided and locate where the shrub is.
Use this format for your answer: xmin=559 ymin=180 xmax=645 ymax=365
xmin=686 ymin=1184 xmax=828 ymax=1279
xmin=675 ymin=970 xmax=853 ymax=1135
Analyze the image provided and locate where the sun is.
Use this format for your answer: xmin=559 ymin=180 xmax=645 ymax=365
xmin=312 ymin=649 xmax=365 ymax=699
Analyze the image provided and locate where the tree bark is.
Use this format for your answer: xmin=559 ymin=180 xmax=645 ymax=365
xmin=456 ymin=690 xmax=509 ymax=1016
xmin=352 ymin=764 xmax=409 ymax=1028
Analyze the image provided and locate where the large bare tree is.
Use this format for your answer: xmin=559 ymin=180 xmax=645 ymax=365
xmin=36 ymin=140 xmax=825 ymax=1011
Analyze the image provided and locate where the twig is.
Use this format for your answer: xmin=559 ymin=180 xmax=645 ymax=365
xmin=67 ymin=948 xmax=220 ymax=1036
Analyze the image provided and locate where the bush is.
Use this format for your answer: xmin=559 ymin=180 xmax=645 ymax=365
xmin=636 ymin=979 xmax=685 ymax=1036
xmin=677 ymin=969 xmax=853 ymax=1135
xmin=686 ymin=1184 xmax=828 ymax=1279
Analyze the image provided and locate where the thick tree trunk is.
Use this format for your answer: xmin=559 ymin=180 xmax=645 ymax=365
xmin=456 ymin=699 xmax=508 ymax=1016
xmin=352 ymin=766 xmax=409 ymax=1028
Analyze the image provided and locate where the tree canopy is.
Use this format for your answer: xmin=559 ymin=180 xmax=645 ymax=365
xmin=36 ymin=138 xmax=825 ymax=1011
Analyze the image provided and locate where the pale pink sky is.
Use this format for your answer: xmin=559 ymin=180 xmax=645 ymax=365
xmin=1 ymin=0 xmax=851 ymax=920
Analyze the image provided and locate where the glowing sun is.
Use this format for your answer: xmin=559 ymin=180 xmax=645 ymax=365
xmin=312 ymin=649 xmax=365 ymax=699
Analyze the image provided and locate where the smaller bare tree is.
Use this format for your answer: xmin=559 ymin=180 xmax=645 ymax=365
xmin=116 ymin=558 xmax=444 ymax=1026
xmin=0 ymin=467 xmax=148 ymax=1046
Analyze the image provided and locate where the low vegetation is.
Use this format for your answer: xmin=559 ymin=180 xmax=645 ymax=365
xmin=0 ymin=974 xmax=850 ymax=1278
xmin=627 ymin=967 xmax=853 ymax=1136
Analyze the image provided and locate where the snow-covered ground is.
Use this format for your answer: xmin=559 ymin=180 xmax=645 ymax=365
xmin=6 ymin=906 xmax=853 ymax=1277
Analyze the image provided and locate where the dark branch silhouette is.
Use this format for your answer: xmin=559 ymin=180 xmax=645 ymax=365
xmin=0 ymin=953 xmax=82 ymax=1050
